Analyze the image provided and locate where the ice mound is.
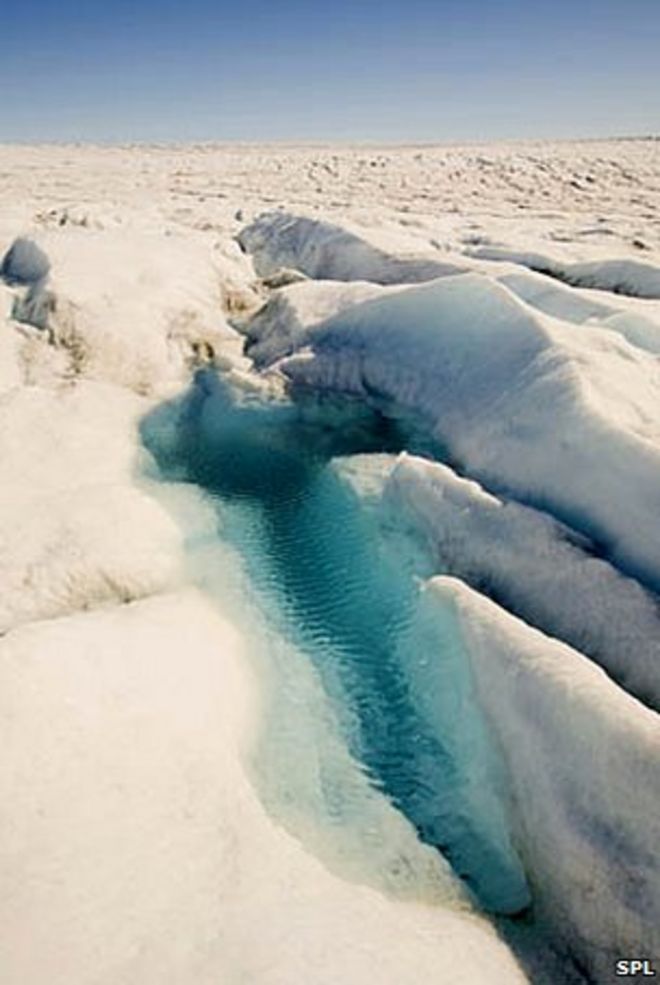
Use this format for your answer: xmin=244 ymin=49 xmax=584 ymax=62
xmin=268 ymin=273 xmax=660 ymax=591
xmin=239 ymin=211 xmax=467 ymax=284
xmin=499 ymin=269 xmax=660 ymax=355
xmin=0 ymin=237 xmax=50 ymax=287
xmin=3 ymin=230 xmax=247 ymax=394
xmin=0 ymin=590 xmax=528 ymax=985
xmin=243 ymin=278 xmax=391 ymax=366
xmin=471 ymin=245 xmax=660 ymax=299
xmin=1 ymin=237 xmax=54 ymax=331
xmin=421 ymin=577 xmax=660 ymax=984
xmin=387 ymin=453 xmax=660 ymax=708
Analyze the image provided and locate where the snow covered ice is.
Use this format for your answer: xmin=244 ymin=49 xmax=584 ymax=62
xmin=2 ymin=139 xmax=660 ymax=985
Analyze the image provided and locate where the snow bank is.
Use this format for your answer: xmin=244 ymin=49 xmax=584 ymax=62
xmin=0 ymin=382 xmax=187 ymax=632
xmin=1 ymin=237 xmax=54 ymax=332
xmin=386 ymin=453 xmax=660 ymax=708
xmin=271 ymin=273 xmax=660 ymax=591
xmin=419 ymin=577 xmax=660 ymax=984
xmin=471 ymin=245 xmax=660 ymax=299
xmin=2 ymin=230 xmax=248 ymax=394
xmin=239 ymin=211 xmax=467 ymax=284
xmin=0 ymin=590 xmax=527 ymax=985
xmin=499 ymin=269 xmax=660 ymax=356
xmin=244 ymin=278 xmax=390 ymax=366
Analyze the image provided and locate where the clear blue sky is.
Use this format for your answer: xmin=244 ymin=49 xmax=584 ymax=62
xmin=1 ymin=0 xmax=658 ymax=142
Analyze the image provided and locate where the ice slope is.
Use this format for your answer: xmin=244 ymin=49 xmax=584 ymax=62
xmin=243 ymin=278 xmax=392 ymax=366
xmin=385 ymin=453 xmax=660 ymax=708
xmin=418 ymin=577 xmax=660 ymax=984
xmin=268 ymin=273 xmax=660 ymax=591
xmin=470 ymin=244 xmax=660 ymax=299
xmin=497 ymin=268 xmax=660 ymax=356
xmin=0 ymin=237 xmax=51 ymax=286
xmin=238 ymin=211 xmax=467 ymax=284
xmin=0 ymin=590 xmax=528 ymax=985
xmin=1 ymin=231 xmax=248 ymax=394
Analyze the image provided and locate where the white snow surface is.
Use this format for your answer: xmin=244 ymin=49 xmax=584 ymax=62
xmin=496 ymin=268 xmax=660 ymax=355
xmin=2 ymin=228 xmax=249 ymax=393
xmin=419 ymin=577 xmax=660 ymax=984
xmin=0 ymin=380 xmax=195 ymax=633
xmin=243 ymin=278 xmax=392 ymax=366
xmin=385 ymin=453 xmax=660 ymax=708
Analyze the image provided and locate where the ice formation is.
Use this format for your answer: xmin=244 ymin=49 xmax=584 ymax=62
xmin=238 ymin=211 xmax=468 ymax=284
xmin=497 ymin=268 xmax=660 ymax=355
xmin=386 ymin=453 xmax=660 ymax=708
xmin=420 ymin=578 xmax=660 ymax=983
xmin=264 ymin=273 xmax=660 ymax=593
xmin=469 ymin=244 xmax=660 ymax=299
xmin=2 ymin=139 xmax=660 ymax=985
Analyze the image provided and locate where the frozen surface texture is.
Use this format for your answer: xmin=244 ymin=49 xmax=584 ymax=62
xmin=386 ymin=453 xmax=660 ymax=707
xmin=268 ymin=273 xmax=660 ymax=593
xmin=419 ymin=578 xmax=660 ymax=984
xmin=238 ymin=211 xmax=467 ymax=283
xmin=470 ymin=245 xmax=660 ymax=298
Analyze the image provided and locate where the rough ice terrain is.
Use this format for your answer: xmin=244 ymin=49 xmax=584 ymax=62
xmin=2 ymin=139 xmax=660 ymax=985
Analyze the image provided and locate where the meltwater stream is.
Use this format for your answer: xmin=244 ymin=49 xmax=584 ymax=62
xmin=141 ymin=370 xmax=530 ymax=916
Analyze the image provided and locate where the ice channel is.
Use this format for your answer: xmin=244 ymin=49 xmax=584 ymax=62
xmin=140 ymin=369 xmax=530 ymax=916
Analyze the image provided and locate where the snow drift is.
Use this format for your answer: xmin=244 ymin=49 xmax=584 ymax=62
xmin=263 ymin=273 xmax=660 ymax=592
xmin=243 ymin=278 xmax=390 ymax=367
xmin=419 ymin=577 xmax=660 ymax=984
xmin=0 ymin=383 xmax=186 ymax=633
xmin=498 ymin=268 xmax=660 ymax=356
xmin=386 ymin=453 xmax=660 ymax=708
xmin=470 ymin=245 xmax=660 ymax=299
xmin=238 ymin=211 xmax=467 ymax=285
xmin=1 ymin=231 xmax=248 ymax=393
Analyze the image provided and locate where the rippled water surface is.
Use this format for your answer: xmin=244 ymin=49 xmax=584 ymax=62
xmin=141 ymin=371 xmax=529 ymax=915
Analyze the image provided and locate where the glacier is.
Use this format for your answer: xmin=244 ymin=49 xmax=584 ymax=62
xmin=2 ymin=139 xmax=660 ymax=985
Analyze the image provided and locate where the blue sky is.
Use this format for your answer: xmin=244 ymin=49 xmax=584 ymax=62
xmin=1 ymin=0 xmax=658 ymax=142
